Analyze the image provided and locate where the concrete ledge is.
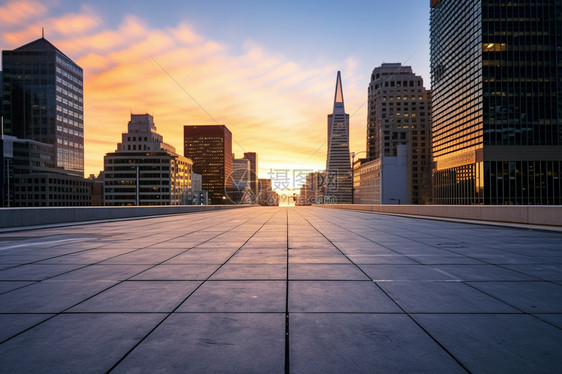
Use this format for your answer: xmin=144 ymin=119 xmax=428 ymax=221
xmin=320 ymin=204 xmax=562 ymax=227
xmin=0 ymin=205 xmax=253 ymax=229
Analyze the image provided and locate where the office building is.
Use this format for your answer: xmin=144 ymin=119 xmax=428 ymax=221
xmin=2 ymin=36 xmax=84 ymax=176
xmin=232 ymin=156 xmax=251 ymax=189
xmin=354 ymin=145 xmax=408 ymax=204
xmin=1 ymin=135 xmax=92 ymax=206
xmin=104 ymin=114 xmax=193 ymax=206
xmin=230 ymin=155 xmax=253 ymax=204
xmin=297 ymin=171 xmax=326 ymax=205
xmin=258 ymin=178 xmax=279 ymax=206
xmin=184 ymin=125 xmax=233 ymax=205
xmin=326 ymin=71 xmax=352 ymax=203
xmin=243 ymin=152 xmax=258 ymax=202
xmin=430 ymin=0 xmax=562 ymax=204
xmin=362 ymin=63 xmax=432 ymax=204
xmin=187 ymin=173 xmax=208 ymax=205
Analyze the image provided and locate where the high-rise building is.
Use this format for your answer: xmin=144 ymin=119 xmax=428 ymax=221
xmin=184 ymin=125 xmax=233 ymax=204
xmin=230 ymin=155 xmax=253 ymax=204
xmin=2 ymin=37 xmax=84 ymax=176
xmin=326 ymin=71 xmax=352 ymax=203
xmin=232 ymin=156 xmax=250 ymax=189
xmin=363 ymin=63 xmax=432 ymax=204
xmin=243 ymin=152 xmax=258 ymax=202
xmin=104 ymin=114 xmax=193 ymax=206
xmin=430 ymin=0 xmax=562 ymax=204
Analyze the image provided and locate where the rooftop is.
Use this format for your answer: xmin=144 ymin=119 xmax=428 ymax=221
xmin=0 ymin=207 xmax=561 ymax=372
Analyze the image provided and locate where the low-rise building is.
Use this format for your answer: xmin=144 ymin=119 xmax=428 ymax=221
xmin=258 ymin=178 xmax=279 ymax=206
xmin=354 ymin=144 xmax=408 ymax=204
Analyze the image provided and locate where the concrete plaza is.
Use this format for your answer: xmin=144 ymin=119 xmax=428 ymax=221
xmin=0 ymin=207 xmax=561 ymax=373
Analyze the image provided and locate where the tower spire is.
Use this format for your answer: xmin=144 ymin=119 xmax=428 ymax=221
xmin=42 ymin=27 xmax=44 ymax=38
xmin=333 ymin=71 xmax=345 ymax=113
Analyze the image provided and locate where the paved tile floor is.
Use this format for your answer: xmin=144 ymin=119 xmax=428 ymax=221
xmin=0 ymin=207 xmax=561 ymax=373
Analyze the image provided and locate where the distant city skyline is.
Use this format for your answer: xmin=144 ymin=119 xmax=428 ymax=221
xmin=0 ymin=0 xmax=431 ymax=189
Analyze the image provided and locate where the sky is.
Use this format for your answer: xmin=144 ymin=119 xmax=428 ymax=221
xmin=0 ymin=0 xmax=431 ymax=192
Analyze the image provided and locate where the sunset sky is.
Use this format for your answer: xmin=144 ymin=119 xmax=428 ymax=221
xmin=0 ymin=0 xmax=431 ymax=190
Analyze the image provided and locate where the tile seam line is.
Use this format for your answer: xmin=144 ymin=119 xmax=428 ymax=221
xmin=285 ymin=207 xmax=290 ymax=374
xmin=461 ymin=281 xmax=562 ymax=331
xmin=104 ymin=208 xmax=280 ymax=373
xmin=0 ymin=208 xmax=259 ymax=282
xmin=303 ymin=208 xmax=558 ymax=307
xmin=0 ymin=209 xmax=265 ymax=344
xmin=303 ymin=209 xmax=552 ymax=283
xmin=0 ymin=209 xmax=257 ymax=297
xmin=294 ymin=208 xmax=473 ymax=374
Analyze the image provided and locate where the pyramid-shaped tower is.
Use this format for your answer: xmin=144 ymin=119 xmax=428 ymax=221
xmin=326 ymin=71 xmax=352 ymax=203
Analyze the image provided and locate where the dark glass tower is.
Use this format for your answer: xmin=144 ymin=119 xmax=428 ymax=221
xmin=430 ymin=0 xmax=562 ymax=204
xmin=326 ymin=71 xmax=352 ymax=203
xmin=2 ymin=37 xmax=84 ymax=176
xmin=184 ymin=125 xmax=233 ymax=205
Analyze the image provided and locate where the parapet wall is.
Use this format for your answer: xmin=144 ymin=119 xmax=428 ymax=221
xmin=0 ymin=205 xmax=253 ymax=229
xmin=320 ymin=204 xmax=562 ymax=227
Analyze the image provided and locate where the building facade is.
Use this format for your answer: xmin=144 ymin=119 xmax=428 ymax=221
xmin=232 ymin=156 xmax=250 ymax=189
xmin=366 ymin=63 xmax=432 ymax=204
xmin=326 ymin=71 xmax=352 ymax=203
xmin=1 ymin=135 xmax=92 ymax=207
xmin=297 ymin=171 xmax=326 ymax=205
xmin=243 ymin=152 xmax=258 ymax=202
xmin=104 ymin=114 xmax=193 ymax=206
xmin=258 ymin=178 xmax=279 ymax=206
xmin=354 ymin=145 xmax=408 ymax=204
xmin=430 ymin=0 xmax=562 ymax=204
xmin=184 ymin=125 xmax=233 ymax=205
xmin=230 ymin=155 xmax=253 ymax=204
xmin=2 ymin=37 xmax=84 ymax=176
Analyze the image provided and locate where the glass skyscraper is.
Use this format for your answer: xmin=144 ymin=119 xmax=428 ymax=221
xmin=430 ymin=0 xmax=562 ymax=204
xmin=2 ymin=37 xmax=84 ymax=176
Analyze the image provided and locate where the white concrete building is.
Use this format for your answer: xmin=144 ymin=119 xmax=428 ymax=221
xmin=355 ymin=144 xmax=408 ymax=204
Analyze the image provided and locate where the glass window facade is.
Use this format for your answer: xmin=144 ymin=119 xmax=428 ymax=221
xmin=2 ymin=38 xmax=84 ymax=176
xmin=367 ymin=63 xmax=433 ymax=204
xmin=104 ymin=114 xmax=193 ymax=206
xmin=431 ymin=0 xmax=562 ymax=204
xmin=184 ymin=125 xmax=233 ymax=205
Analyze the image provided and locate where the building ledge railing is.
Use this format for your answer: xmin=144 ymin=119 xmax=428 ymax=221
xmin=0 ymin=205 xmax=254 ymax=230
xmin=319 ymin=204 xmax=562 ymax=227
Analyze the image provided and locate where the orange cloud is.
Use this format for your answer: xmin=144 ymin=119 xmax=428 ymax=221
xmin=50 ymin=9 xmax=101 ymax=35
xmin=1 ymin=5 xmax=102 ymax=48
xmin=0 ymin=1 xmax=47 ymax=25
xmin=1 ymin=5 xmax=368 ymax=185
